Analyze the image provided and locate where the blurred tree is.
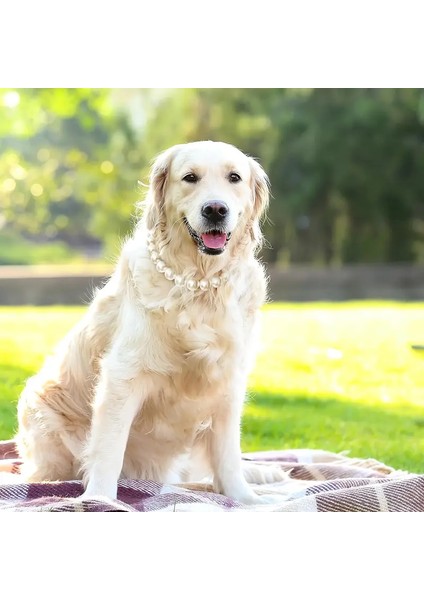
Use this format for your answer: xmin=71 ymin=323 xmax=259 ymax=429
xmin=0 ymin=88 xmax=143 ymax=256
xmin=1 ymin=88 xmax=423 ymax=265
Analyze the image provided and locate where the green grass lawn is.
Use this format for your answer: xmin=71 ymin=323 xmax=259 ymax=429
xmin=1 ymin=302 xmax=423 ymax=472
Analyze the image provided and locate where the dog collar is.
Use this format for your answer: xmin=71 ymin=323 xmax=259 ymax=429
xmin=147 ymin=231 xmax=225 ymax=291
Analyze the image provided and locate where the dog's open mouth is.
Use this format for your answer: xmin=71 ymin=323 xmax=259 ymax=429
xmin=184 ymin=218 xmax=231 ymax=255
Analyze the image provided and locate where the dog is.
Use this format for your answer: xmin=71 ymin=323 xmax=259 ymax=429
xmin=16 ymin=140 xmax=285 ymax=504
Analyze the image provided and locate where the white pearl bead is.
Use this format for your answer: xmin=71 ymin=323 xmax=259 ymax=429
xmin=186 ymin=279 xmax=198 ymax=291
xmin=148 ymin=242 xmax=226 ymax=292
xmin=156 ymin=260 xmax=166 ymax=273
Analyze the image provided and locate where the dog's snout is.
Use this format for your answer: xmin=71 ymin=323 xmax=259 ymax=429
xmin=201 ymin=201 xmax=229 ymax=223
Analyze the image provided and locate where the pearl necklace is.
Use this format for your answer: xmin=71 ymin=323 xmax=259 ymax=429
xmin=147 ymin=231 xmax=224 ymax=291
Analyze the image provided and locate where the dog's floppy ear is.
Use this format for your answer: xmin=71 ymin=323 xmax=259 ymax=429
xmin=248 ymin=156 xmax=270 ymax=245
xmin=144 ymin=146 xmax=178 ymax=230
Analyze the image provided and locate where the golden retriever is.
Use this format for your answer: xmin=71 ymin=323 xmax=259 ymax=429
xmin=16 ymin=140 xmax=285 ymax=504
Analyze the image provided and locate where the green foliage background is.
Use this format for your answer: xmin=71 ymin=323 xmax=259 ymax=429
xmin=1 ymin=88 xmax=423 ymax=265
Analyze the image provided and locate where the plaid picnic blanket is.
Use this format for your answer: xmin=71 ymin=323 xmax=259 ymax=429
xmin=0 ymin=439 xmax=423 ymax=511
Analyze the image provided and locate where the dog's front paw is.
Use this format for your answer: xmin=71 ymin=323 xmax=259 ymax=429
xmin=79 ymin=478 xmax=118 ymax=501
xmin=79 ymin=490 xmax=103 ymax=500
xmin=242 ymin=462 xmax=289 ymax=485
xmin=222 ymin=485 xmax=283 ymax=507
xmin=78 ymin=490 xmax=110 ymax=502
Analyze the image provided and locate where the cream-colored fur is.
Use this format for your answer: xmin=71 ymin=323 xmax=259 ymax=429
xmin=16 ymin=141 xmax=285 ymax=504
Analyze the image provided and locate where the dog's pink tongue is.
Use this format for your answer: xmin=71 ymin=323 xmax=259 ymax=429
xmin=201 ymin=232 xmax=227 ymax=249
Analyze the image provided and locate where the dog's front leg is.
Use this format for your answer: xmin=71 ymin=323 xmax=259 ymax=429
xmin=210 ymin=377 xmax=285 ymax=506
xmin=210 ymin=383 xmax=270 ymax=505
xmin=80 ymin=358 xmax=144 ymax=500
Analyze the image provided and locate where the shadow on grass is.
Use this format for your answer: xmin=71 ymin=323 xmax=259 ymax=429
xmin=1 ymin=363 xmax=423 ymax=473
xmin=243 ymin=389 xmax=424 ymax=473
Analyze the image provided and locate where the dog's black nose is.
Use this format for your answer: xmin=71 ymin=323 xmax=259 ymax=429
xmin=201 ymin=201 xmax=229 ymax=223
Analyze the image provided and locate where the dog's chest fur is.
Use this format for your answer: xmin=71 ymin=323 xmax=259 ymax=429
xmin=130 ymin=286 xmax=252 ymax=446
xmin=151 ymin=290 xmax=245 ymax=388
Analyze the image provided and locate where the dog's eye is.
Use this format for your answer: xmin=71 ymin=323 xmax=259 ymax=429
xmin=228 ymin=172 xmax=241 ymax=183
xmin=182 ymin=173 xmax=199 ymax=183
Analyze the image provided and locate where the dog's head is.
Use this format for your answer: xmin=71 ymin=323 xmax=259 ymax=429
xmin=144 ymin=141 xmax=269 ymax=256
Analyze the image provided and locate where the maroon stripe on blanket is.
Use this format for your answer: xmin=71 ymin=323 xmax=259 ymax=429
xmin=126 ymin=491 xmax=238 ymax=512
xmin=382 ymin=477 xmax=424 ymax=512
xmin=6 ymin=479 xmax=240 ymax=511
xmin=117 ymin=479 xmax=163 ymax=504
xmin=26 ymin=481 xmax=84 ymax=500
xmin=305 ymin=477 xmax=390 ymax=496
xmin=315 ymin=485 xmax=382 ymax=512
xmin=117 ymin=481 xmax=239 ymax=510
